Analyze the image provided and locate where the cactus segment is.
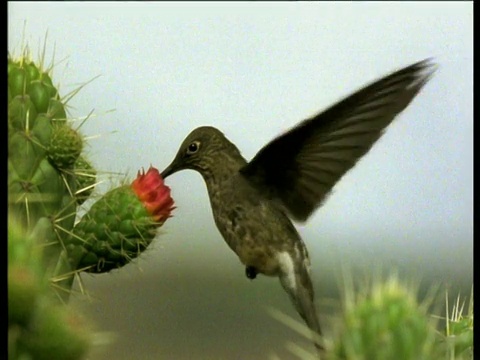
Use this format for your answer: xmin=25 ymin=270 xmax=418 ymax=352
xmin=67 ymin=167 xmax=174 ymax=273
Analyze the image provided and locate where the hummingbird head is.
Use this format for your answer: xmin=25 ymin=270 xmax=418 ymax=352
xmin=161 ymin=126 xmax=245 ymax=179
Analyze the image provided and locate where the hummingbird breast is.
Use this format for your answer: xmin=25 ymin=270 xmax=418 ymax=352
xmin=205 ymin=173 xmax=301 ymax=277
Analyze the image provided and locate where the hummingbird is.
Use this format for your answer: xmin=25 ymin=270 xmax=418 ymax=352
xmin=160 ymin=59 xmax=435 ymax=354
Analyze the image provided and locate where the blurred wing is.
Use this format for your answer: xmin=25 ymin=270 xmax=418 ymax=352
xmin=240 ymin=59 xmax=436 ymax=222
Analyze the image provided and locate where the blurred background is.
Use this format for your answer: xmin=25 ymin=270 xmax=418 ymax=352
xmin=8 ymin=2 xmax=472 ymax=359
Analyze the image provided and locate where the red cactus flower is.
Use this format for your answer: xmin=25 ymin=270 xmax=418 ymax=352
xmin=131 ymin=166 xmax=175 ymax=224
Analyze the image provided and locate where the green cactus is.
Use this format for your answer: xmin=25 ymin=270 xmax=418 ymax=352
xmin=271 ymin=277 xmax=473 ymax=360
xmin=66 ymin=167 xmax=175 ymax=273
xmin=8 ymin=45 xmax=175 ymax=360
xmin=330 ymin=277 xmax=440 ymax=360
xmin=8 ymin=218 xmax=45 ymax=329
xmin=8 ymin=49 xmax=175 ymax=304
xmin=8 ymin=54 xmax=86 ymax=301
xmin=8 ymin=217 xmax=91 ymax=360
xmin=47 ymin=123 xmax=84 ymax=170
xmin=8 ymin=55 xmax=79 ymax=228
xmin=440 ymin=290 xmax=474 ymax=360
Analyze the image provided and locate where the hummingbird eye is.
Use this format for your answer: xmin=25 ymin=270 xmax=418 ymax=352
xmin=186 ymin=141 xmax=200 ymax=155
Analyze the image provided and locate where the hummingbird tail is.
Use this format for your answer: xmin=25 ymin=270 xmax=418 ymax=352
xmin=277 ymin=252 xmax=324 ymax=353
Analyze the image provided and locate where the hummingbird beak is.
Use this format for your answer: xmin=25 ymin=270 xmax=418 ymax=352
xmin=161 ymin=161 xmax=176 ymax=179
xmin=161 ymin=150 xmax=187 ymax=179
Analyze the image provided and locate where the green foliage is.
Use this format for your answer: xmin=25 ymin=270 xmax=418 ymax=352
xmin=66 ymin=184 xmax=160 ymax=273
xmin=331 ymin=277 xmax=439 ymax=360
xmin=271 ymin=276 xmax=473 ymax=360
xmin=8 ymin=218 xmax=91 ymax=360
xmin=47 ymin=124 xmax=84 ymax=170
xmin=8 ymin=46 xmax=174 ymax=360
xmin=8 ymin=54 xmax=91 ymax=301
xmin=439 ymin=290 xmax=474 ymax=360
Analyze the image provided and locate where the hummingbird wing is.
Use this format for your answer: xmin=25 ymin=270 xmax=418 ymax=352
xmin=239 ymin=59 xmax=436 ymax=222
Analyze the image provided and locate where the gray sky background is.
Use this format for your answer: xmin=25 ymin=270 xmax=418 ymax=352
xmin=8 ymin=2 xmax=473 ymax=359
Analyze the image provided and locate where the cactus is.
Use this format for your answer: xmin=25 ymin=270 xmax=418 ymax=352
xmin=8 ymin=50 xmax=175 ymax=303
xmin=8 ymin=217 xmax=91 ymax=360
xmin=330 ymin=277 xmax=440 ymax=360
xmin=66 ymin=167 xmax=175 ymax=274
xmin=8 ymin=44 xmax=175 ymax=359
xmin=8 ymin=53 xmax=81 ymax=300
xmin=270 ymin=275 xmax=473 ymax=360
xmin=440 ymin=290 xmax=474 ymax=360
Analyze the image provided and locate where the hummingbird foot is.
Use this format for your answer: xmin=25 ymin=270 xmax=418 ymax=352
xmin=245 ymin=266 xmax=257 ymax=279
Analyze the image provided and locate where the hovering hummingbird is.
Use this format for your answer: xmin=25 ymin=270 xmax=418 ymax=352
xmin=160 ymin=59 xmax=435 ymax=354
